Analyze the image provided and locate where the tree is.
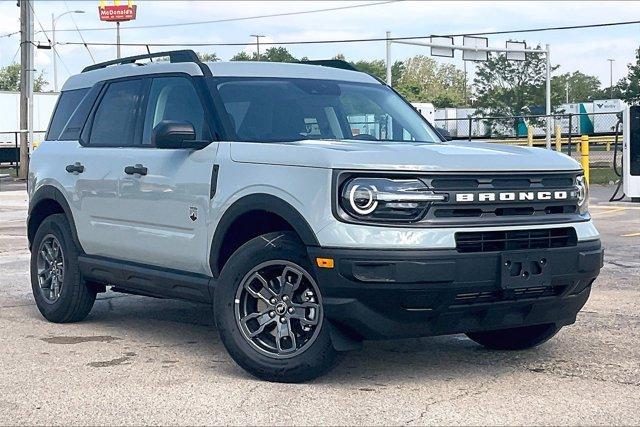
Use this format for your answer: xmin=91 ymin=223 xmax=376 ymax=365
xmin=395 ymin=55 xmax=467 ymax=107
xmin=551 ymin=71 xmax=602 ymax=104
xmin=0 ymin=63 xmax=48 ymax=92
xmin=197 ymin=52 xmax=219 ymax=62
xmin=230 ymin=46 xmax=298 ymax=62
xmin=473 ymin=46 xmax=558 ymax=117
xmin=351 ymin=59 xmax=405 ymax=86
xmin=614 ymin=46 xmax=640 ymax=105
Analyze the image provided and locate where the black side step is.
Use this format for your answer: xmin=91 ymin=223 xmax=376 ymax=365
xmin=78 ymin=255 xmax=215 ymax=304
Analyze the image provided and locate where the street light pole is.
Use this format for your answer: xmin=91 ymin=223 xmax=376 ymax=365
xmin=51 ymin=10 xmax=85 ymax=92
xmin=250 ymin=34 xmax=265 ymax=60
xmin=545 ymin=44 xmax=551 ymax=149
xmin=607 ymin=58 xmax=615 ymax=98
xmin=385 ymin=31 xmax=391 ymax=86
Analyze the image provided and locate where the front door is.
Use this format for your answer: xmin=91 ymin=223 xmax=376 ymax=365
xmin=114 ymin=75 xmax=218 ymax=274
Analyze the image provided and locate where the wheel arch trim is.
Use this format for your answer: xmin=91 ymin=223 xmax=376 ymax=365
xmin=28 ymin=185 xmax=83 ymax=252
xmin=209 ymin=193 xmax=319 ymax=278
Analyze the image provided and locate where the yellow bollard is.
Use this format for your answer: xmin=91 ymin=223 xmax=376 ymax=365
xmin=527 ymin=126 xmax=533 ymax=147
xmin=555 ymin=125 xmax=562 ymax=152
xmin=606 ymin=138 xmax=611 ymax=152
xmin=581 ymin=135 xmax=590 ymax=185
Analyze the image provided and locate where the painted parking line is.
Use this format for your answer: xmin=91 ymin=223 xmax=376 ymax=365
xmin=590 ymin=207 xmax=627 ymax=217
xmin=591 ymin=205 xmax=640 ymax=210
xmin=621 ymin=232 xmax=640 ymax=237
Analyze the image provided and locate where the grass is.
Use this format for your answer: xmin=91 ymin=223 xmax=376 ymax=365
xmin=589 ymin=168 xmax=619 ymax=185
xmin=0 ymin=167 xmax=18 ymax=178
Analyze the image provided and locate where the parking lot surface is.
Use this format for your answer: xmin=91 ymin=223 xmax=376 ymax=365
xmin=1 ymin=184 xmax=638 ymax=425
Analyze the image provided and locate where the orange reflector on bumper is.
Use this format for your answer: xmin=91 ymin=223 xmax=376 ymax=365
xmin=316 ymin=257 xmax=334 ymax=269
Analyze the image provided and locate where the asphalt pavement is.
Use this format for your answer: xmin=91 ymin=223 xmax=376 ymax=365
xmin=0 ymin=183 xmax=638 ymax=425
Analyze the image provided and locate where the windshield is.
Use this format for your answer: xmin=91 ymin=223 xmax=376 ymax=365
xmin=213 ymin=77 xmax=442 ymax=143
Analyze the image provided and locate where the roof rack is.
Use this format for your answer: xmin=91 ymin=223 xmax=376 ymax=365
xmin=82 ymin=49 xmax=201 ymax=73
xmin=297 ymin=59 xmax=358 ymax=72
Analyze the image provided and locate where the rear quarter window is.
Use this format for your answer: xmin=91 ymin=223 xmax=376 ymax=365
xmin=46 ymin=88 xmax=90 ymax=141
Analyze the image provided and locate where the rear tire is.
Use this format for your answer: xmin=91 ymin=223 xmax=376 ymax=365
xmin=466 ymin=323 xmax=561 ymax=350
xmin=214 ymin=231 xmax=337 ymax=382
xmin=30 ymin=214 xmax=96 ymax=323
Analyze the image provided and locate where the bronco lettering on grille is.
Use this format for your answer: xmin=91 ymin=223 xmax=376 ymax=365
xmin=455 ymin=191 xmax=570 ymax=203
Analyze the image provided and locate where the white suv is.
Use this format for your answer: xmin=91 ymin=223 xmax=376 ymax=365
xmin=28 ymin=50 xmax=603 ymax=382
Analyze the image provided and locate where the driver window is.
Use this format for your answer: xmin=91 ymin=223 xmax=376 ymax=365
xmin=142 ymin=76 xmax=207 ymax=145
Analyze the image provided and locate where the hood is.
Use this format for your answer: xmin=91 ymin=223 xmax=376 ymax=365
xmin=230 ymin=139 xmax=582 ymax=172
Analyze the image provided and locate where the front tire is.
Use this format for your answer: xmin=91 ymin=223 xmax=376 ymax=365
xmin=214 ymin=232 xmax=337 ymax=382
xmin=30 ymin=214 xmax=96 ymax=323
xmin=466 ymin=323 xmax=561 ymax=350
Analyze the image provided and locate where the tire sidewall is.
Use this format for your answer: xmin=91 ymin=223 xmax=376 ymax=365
xmin=214 ymin=232 xmax=336 ymax=382
xmin=30 ymin=214 xmax=85 ymax=321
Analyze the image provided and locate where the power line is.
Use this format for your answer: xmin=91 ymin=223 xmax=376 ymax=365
xmin=27 ymin=1 xmax=71 ymax=77
xmin=63 ymin=0 xmax=96 ymax=64
xmin=0 ymin=31 xmax=20 ymax=39
xmin=40 ymin=1 xmax=401 ymax=33
xmin=54 ymin=18 xmax=640 ymax=48
xmin=445 ymin=19 xmax=640 ymax=37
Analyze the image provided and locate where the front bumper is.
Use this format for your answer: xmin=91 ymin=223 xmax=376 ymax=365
xmin=308 ymin=240 xmax=603 ymax=340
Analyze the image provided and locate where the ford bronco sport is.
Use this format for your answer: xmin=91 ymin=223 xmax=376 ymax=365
xmin=28 ymin=50 xmax=603 ymax=382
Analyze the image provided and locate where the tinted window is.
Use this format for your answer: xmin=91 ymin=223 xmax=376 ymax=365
xmin=47 ymin=88 xmax=89 ymax=140
xmin=89 ymin=79 xmax=143 ymax=146
xmin=215 ymin=78 xmax=440 ymax=143
xmin=142 ymin=76 xmax=207 ymax=145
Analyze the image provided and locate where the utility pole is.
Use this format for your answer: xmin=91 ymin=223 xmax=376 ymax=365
xmin=385 ymin=31 xmax=391 ymax=86
xmin=607 ymin=58 xmax=615 ymax=98
xmin=565 ymin=81 xmax=569 ymax=103
xmin=116 ymin=21 xmax=121 ymax=58
xmin=545 ymin=44 xmax=551 ymax=149
xmin=19 ymin=0 xmax=34 ymax=180
xmin=250 ymin=34 xmax=264 ymax=60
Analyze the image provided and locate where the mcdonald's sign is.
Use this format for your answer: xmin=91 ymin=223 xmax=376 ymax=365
xmin=98 ymin=0 xmax=137 ymax=22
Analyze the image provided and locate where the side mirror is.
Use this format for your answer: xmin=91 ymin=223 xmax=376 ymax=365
xmin=436 ymin=127 xmax=453 ymax=141
xmin=152 ymin=120 xmax=200 ymax=149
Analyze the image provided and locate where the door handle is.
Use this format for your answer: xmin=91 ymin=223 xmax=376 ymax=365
xmin=65 ymin=162 xmax=84 ymax=174
xmin=124 ymin=164 xmax=148 ymax=176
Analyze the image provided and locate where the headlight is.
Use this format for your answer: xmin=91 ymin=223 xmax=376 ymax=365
xmin=576 ymin=175 xmax=589 ymax=215
xmin=339 ymin=177 xmax=446 ymax=222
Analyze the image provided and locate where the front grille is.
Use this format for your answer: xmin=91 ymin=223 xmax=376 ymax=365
xmin=455 ymin=227 xmax=577 ymax=253
xmin=422 ymin=172 xmax=581 ymax=225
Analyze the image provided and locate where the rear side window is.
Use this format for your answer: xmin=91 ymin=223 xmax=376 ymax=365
xmin=46 ymin=88 xmax=89 ymax=140
xmin=88 ymin=79 xmax=144 ymax=147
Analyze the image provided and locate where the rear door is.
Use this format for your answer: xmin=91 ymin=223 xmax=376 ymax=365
xmin=112 ymin=75 xmax=218 ymax=274
xmin=73 ymin=78 xmax=146 ymax=258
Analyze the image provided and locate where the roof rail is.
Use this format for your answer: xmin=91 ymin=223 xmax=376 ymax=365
xmin=82 ymin=49 xmax=201 ymax=73
xmin=297 ymin=59 xmax=359 ymax=72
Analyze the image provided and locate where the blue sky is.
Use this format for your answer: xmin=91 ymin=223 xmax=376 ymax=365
xmin=0 ymin=1 xmax=638 ymax=93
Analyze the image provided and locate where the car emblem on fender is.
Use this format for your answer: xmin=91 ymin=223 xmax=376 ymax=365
xmin=189 ymin=206 xmax=198 ymax=221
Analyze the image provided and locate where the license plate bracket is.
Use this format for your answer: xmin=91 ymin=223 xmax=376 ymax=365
xmin=500 ymin=251 xmax=551 ymax=290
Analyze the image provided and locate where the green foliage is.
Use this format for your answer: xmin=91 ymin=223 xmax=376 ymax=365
xmin=551 ymin=71 xmax=602 ymax=104
xmin=614 ymin=46 xmax=640 ymax=105
xmin=0 ymin=63 xmax=48 ymax=92
xmin=473 ymin=48 xmax=558 ymax=117
xmin=394 ymin=55 xmax=467 ymax=107
xmin=231 ymin=47 xmax=298 ymax=62
xmin=197 ymin=52 xmax=220 ymax=62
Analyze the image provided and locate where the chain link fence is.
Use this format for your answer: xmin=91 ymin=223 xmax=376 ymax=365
xmin=434 ymin=112 xmax=623 ymax=170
